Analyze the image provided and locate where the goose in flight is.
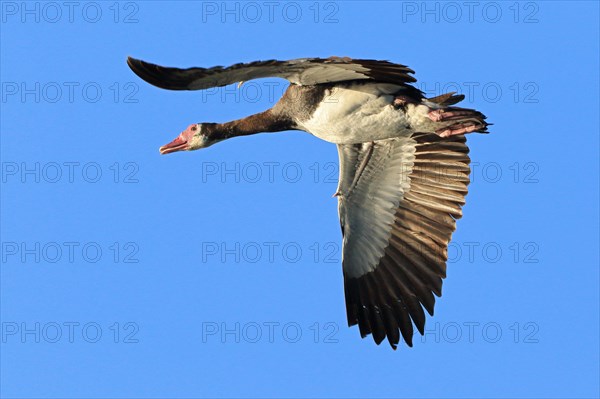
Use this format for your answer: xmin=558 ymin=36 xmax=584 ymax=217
xmin=127 ymin=56 xmax=489 ymax=349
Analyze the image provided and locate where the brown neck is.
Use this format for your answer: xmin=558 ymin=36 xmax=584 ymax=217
xmin=204 ymin=109 xmax=294 ymax=141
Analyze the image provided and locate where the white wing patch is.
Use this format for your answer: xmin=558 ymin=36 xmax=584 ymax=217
xmin=337 ymin=136 xmax=416 ymax=278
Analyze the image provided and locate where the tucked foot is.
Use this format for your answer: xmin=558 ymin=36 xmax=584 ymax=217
xmin=436 ymin=123 xmax=482 ymax=137
xmin=398 ymin=91 xmax=489 ymax=137
xmin=426 ymin=105 xmax=488 ymax=137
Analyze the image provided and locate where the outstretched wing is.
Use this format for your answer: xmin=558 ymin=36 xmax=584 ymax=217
xmin=337 ymin=133 xmax=470 ymax=349
xmin=127 ymin=56 xmax=416 ymax=90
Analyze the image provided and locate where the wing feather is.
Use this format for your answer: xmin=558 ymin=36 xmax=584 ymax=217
xmin=338 ymin=133 xmax=470 ymax=349
xmin=127 ymin=56 xmax=416 ymax=91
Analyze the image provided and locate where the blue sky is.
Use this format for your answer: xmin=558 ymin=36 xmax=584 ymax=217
xmin=1 ymin=1 xmax=599 ymax=398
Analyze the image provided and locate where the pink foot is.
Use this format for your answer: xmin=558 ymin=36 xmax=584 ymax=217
xmin=427 ymin=107 xmax=488 ymax=137
xmin=428 ymin=109 xmax=480 ymax=122
xmin=437 ymin=124 xmax=481 ymax=137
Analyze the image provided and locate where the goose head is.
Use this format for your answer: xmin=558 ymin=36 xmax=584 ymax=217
xmin=159 ymin=123 xmax=220 ymax=154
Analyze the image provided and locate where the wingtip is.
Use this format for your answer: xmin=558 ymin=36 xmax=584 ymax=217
xmin=126 ymin=56 xmax=141 ymax=71
xmin=126 ymin=56 xmax=144 ymax=79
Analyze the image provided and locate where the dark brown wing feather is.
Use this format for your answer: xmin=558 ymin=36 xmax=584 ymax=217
xmin=343 ymin=133 xmax=470 ymax=349
xmin=127 ymin=56 xmax=416 ymax=91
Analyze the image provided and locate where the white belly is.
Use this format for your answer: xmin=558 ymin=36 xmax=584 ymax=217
xmin=298 ymin=83 xmax=412 ymax=144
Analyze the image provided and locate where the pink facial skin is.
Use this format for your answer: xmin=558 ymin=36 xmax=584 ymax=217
xmin=159 ymin=124 xmax=198 ymax=154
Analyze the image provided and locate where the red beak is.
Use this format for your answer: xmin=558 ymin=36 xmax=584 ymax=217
xmin=159 ymin=136 xmax=188 ymax=155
